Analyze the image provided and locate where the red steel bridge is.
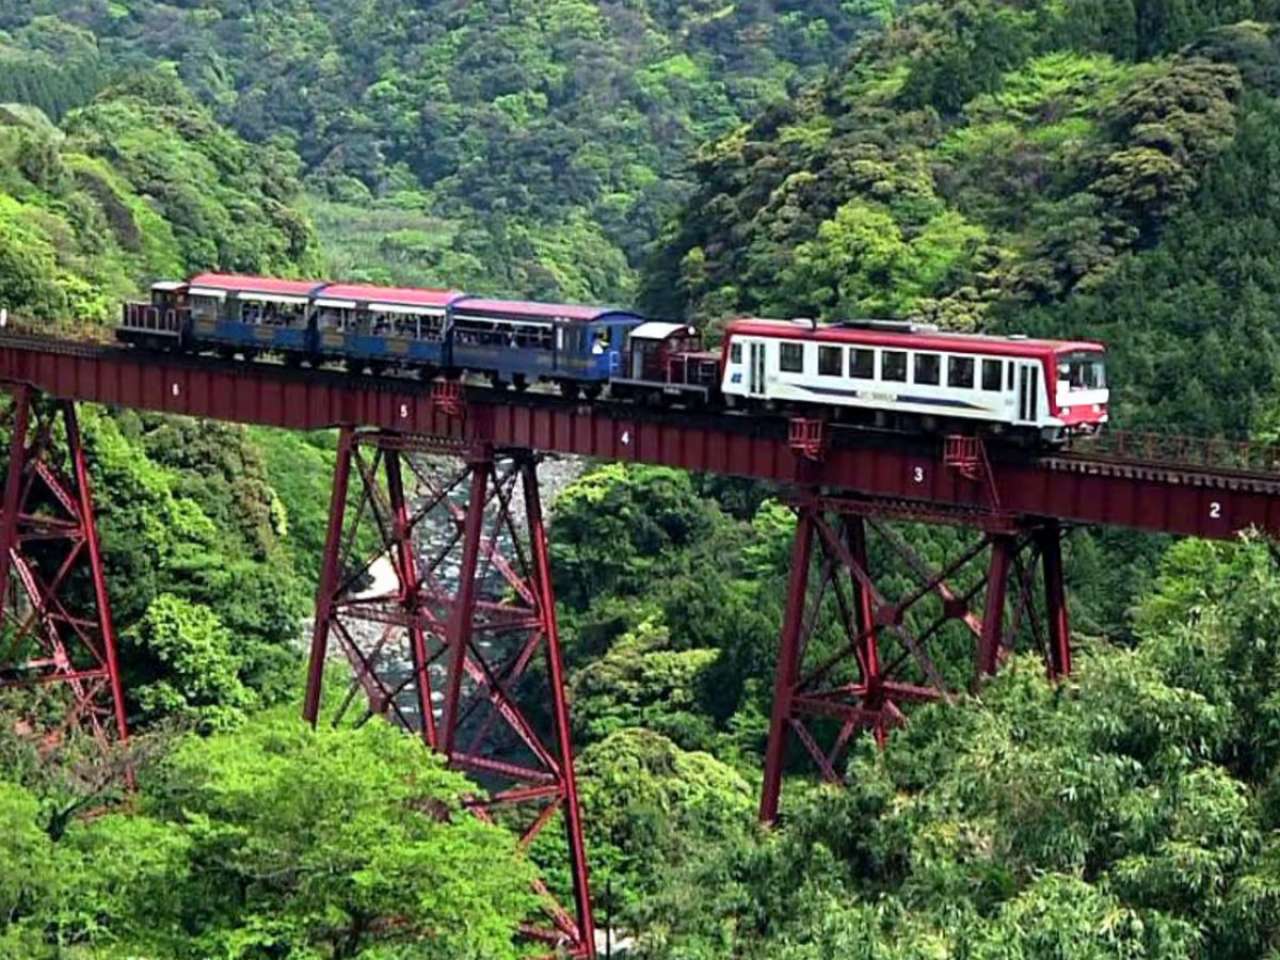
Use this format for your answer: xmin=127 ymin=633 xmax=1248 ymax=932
xmin=2 ymin=334 xmax=1279 ymax=957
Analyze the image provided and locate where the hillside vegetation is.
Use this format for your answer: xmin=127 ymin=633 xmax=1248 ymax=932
xmin=0 ymin=0 xmax=893 ymax=300
xmin=0 ymin=70 xmax=316 ymax=330
xmin=646 ymin=0 xmax=1280 ymax=432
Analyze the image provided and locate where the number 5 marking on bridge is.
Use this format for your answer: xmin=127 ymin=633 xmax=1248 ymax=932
xmin=913 ymin=466 xmax=925 ymax=484
xmin=399 ymin=403 xmax=410 ymax=420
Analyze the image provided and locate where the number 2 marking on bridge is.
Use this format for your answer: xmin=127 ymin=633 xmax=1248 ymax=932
xmin=913 ymin=467 xmax=925 ymax=484
xmin=1210 ymin=501 xmax=1222 ymax=519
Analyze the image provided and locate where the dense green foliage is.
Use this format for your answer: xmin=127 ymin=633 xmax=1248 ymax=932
xmin=0 ymin=0 xmax=892 ymax=300
xmin=0 ymin=71 xmax=317 ymax=330
xmin=0 ymin=709 xmax=536 ymax=958
xmin=86 ymin=408 xmax=308 ymax=730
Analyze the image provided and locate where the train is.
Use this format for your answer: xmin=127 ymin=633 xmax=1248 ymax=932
xmin=121 ymin=273 xmax=1109 ymax=444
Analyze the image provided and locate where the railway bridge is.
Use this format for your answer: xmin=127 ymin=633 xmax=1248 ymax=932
xmin=1 ymin=334 xmax=1278 ymax=957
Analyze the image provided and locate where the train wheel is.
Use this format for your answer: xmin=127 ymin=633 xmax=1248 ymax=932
xmin=513 ymin=374 xmax=529 ymax=392
xmin=584 ymin=384 xmax=603 ymax=401
xmin=560 ymin=381 xmax=581 ymax=400
xmin=488 ymin=372 xmax=507 ymax=390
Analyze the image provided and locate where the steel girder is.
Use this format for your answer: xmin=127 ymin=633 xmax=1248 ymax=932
xmin=0 ymin=386 xmax=128 ymax=754
xmin=304 ymin=430 xmax=595 ymax=958
xmin=759 ymin=496 xmax=1070 ymax=824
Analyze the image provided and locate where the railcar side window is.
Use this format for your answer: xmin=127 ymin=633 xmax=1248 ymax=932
xmin=730 ymin=342 xmax=742 ymax=364
xmin=914 ymin=353 xmax=941 ymax=385
xmin=850 ymin=348 xmax=875 ymax=379
xmin=780 ymin=343 xmax=804 ymax=373
xmin=818 ymin=345 xmax=843 ymax=377
xmin=882 ymin=351 xmax=907 ymax=382
xmin=982 ymin=359 xmax=1003 ymax=391
xmin=948 ymin=356 xmax=975 ymax=388
xmin=191 ymin=297 xmax=220 ymax=320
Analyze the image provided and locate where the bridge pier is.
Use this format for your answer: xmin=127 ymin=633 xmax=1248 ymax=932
xmin=304 ymin=429 xmax=596 ymax=958
xmin=0 ymin=385 xmax=128 ymax=754
xmin=759 ymin=495 xmax=1071 ymax=825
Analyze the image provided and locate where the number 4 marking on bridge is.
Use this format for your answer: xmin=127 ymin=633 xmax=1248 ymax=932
xmin=621 ymin=430 xmax=631 ymax=446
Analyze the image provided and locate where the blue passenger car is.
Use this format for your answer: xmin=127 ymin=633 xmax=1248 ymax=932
xmin=447 ymin=297 xmax=643 ymax=394
xmin=186 ymin=274 xmax=320 ymax=355
xmin=312 ymin=284 xmax=464 ymax=370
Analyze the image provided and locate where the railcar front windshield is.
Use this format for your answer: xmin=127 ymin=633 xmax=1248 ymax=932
xmin=1057 ymin=352 xmax=1107 ymax=391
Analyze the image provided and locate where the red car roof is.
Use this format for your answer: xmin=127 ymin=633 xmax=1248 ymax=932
xmin=453 ymin=298 xmax=640 ymax=323
xmin=725 ymin=319 xmax=1105 ymax=358
xmin=188 ymin=273 xmax=323 ymax=296
xmin=321 ymin=284 xmax=463 ymax=307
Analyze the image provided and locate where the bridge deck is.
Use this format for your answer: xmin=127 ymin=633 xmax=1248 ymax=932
xmin=0 ymin=333 xmax=1275 ymax=541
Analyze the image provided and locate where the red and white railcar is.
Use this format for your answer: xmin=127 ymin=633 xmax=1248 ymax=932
xmin=720 ymin=319 xmax=1108 ymax=441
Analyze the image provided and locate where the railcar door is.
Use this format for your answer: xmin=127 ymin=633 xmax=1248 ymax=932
xmin=1017 ymin=363 xmax=1040 ymax=424
xmin=606 ymin=324 xmax=624 ymax=375
xmin=748 ymin=341 xmax=766 ymax=397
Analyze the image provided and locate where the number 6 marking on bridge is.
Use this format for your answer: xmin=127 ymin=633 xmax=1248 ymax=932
xmin=1210 ymin=501 xmax=1222 ymax=520
xmin=913 ymin=466 xmax=925 ymax=484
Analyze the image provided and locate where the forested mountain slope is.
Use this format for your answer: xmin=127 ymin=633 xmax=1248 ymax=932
xmin=0 ymin=0 xmax=893 ymax=300
xmin=646 ymin=0 xmax=1280 ymax=433
xmin=0 ymin=72 xmax=330 ymax=729
xmin=0 ymin=70 xmax=316 ymax=329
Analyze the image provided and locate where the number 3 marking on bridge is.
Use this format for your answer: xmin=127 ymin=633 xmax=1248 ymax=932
xmin=913 ymin=467 xmax=925 ymax=484
xmin=1210 ymin=501 xmax=1222 ymax=519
